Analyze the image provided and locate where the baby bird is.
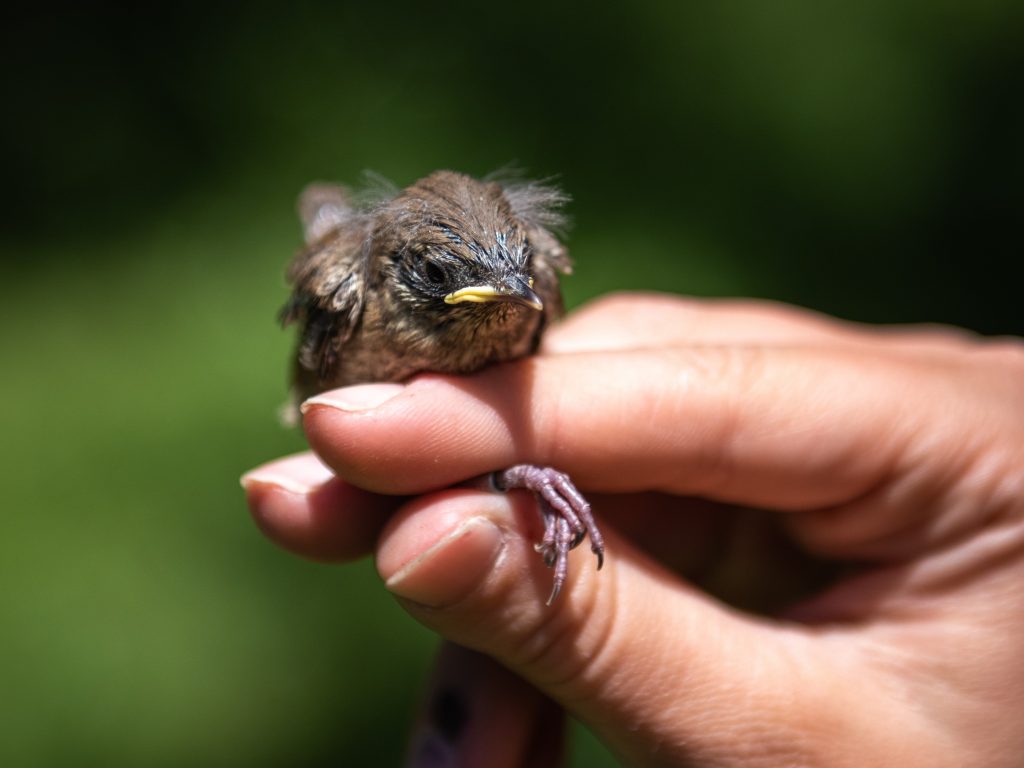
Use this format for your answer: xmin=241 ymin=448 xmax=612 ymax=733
xmin=281 ymin=171 xmax=603 ymax=603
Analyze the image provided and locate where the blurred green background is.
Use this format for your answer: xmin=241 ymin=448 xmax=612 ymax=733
xmin=2 ymin=2 xmax=1021 ymax=765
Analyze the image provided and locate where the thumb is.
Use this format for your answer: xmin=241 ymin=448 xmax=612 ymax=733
xmin=376 ymin=489 xmax=873 ymax=766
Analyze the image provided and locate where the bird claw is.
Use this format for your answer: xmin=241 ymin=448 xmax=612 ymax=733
xmin=493 ymin=464 xmax=604 ymax=604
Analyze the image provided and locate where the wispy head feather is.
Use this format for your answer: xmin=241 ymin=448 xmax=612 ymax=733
xmin=499 ymin=178 xmax=571 ymax=237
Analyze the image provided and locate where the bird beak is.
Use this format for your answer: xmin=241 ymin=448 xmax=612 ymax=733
xmin=444 ymin=279 xmax=544 ymax=311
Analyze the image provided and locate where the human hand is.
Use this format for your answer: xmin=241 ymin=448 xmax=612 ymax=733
xmin=243 ymin=293 xmax=1024 ymax=767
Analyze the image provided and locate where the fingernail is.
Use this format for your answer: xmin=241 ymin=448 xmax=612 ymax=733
xmin=405 ymin=687 xmax=469 ymax=768
xmin=385 ymin=517 xmax=504 ymax=607
xmin=240 ymin=456 xmax=334 ymax=494
xmin=300 ymin=383 xmax=405 ymax=414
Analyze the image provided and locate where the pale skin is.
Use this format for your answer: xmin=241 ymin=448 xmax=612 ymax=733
xmin=242 ymin=293 xmax=1024 ymax=767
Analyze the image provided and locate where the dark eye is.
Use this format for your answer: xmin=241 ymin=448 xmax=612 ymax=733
xmin=424 ymin=261 xmax=446 ymax=285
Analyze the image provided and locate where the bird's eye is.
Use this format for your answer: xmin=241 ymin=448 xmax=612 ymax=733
xmin=424 ymin=261 xmax=446 ymax=285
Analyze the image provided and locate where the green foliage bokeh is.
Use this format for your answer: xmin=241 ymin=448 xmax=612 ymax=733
xmin=1 ymin=3 xmax=1021 ymax=765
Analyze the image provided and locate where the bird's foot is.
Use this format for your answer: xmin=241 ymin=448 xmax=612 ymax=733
xmin=492 ymin=465 xmax=604 ymax=605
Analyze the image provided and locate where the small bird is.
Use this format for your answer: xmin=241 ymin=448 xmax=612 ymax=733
xmin=281 ymin=170 xmax=604 ymax=603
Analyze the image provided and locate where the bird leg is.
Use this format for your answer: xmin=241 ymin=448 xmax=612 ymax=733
xmin=491 ymin=465 xmax=604 ymax=605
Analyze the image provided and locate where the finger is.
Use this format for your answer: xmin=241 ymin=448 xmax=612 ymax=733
xmin=376 ymin=489 xmax=900 ymax=766
xmin=545 ymin=292 xmax=983 ymax=354
xmin=405 ymin=642 xmax=565 ymax=768
xmin=545 ymin=292 xmax=852 ymax=352
xmin=301 ymin=345 xmax=939 ymax=510
xmin=241 ymin=451 xmax=399 ymax=561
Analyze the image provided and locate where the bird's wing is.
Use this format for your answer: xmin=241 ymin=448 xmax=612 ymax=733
xmin=281 ymin=184 xmax=371 ymax=382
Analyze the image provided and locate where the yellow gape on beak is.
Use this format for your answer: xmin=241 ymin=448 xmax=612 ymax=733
xmin=444 ymin=281 xmax=544 ymax=311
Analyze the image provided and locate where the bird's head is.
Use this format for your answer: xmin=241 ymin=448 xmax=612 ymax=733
xmin=372 ymin=171 xmax=566 ymax=328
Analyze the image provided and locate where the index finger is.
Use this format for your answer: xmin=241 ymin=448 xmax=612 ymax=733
xmin=301 ymin=343 xmax=941 ymax=511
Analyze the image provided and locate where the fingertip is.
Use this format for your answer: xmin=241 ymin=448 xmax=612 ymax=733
xmin=241 ymin=451 xmax=335 ymax=494
xmin=302 ymin=376 xmax=517 ymax=494
xmin=378 ymin=488 xmax=616 ymax=667
xmin=378 ymin=491 xmax=511 ymax=607
xmin=243 ymin=452 xmax=398 ymax=562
